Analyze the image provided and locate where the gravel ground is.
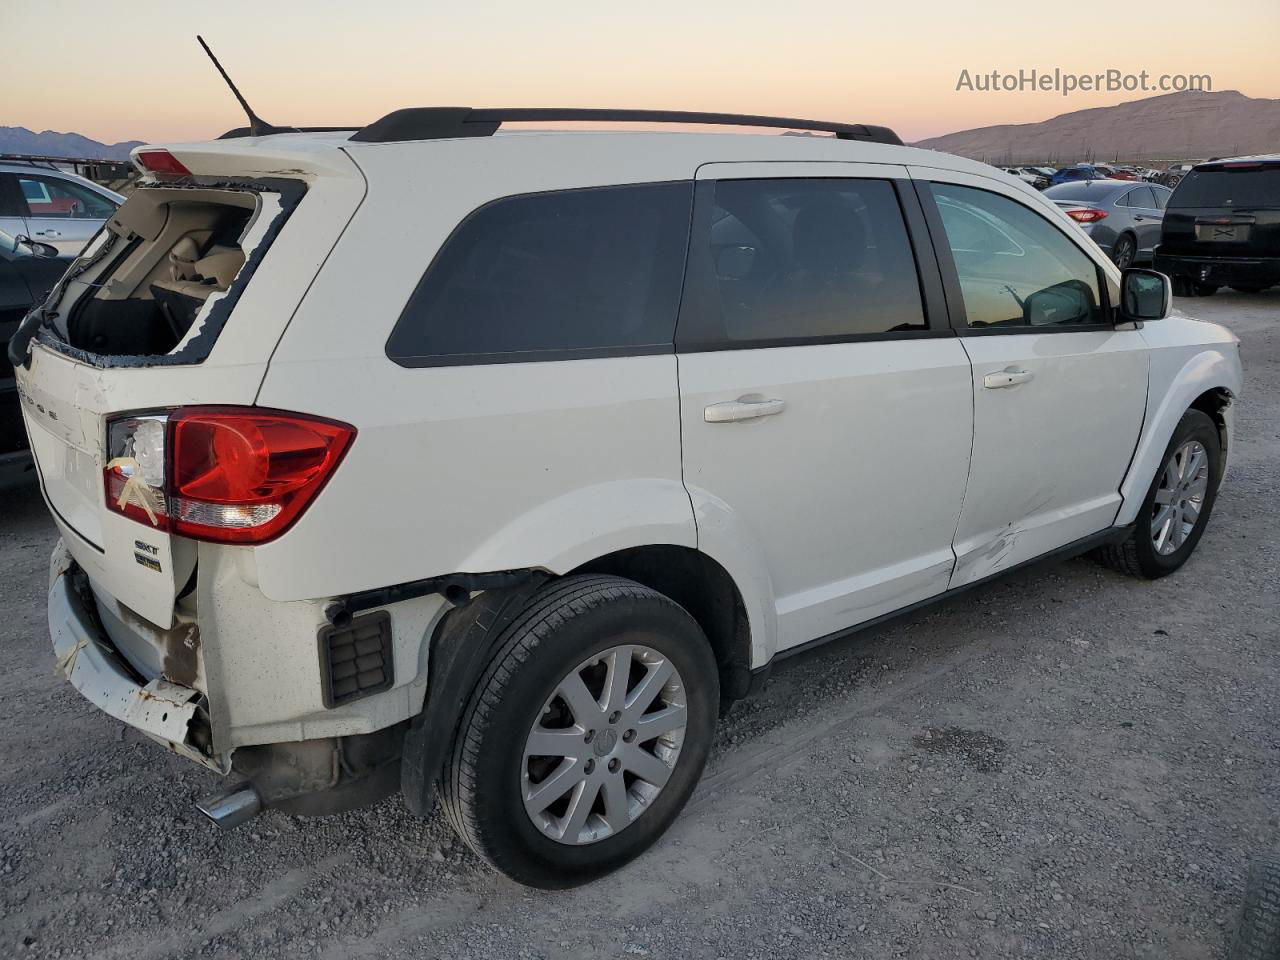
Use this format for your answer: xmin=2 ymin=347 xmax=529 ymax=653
xmin=2 ymin=291 xmax=1277 ymax=960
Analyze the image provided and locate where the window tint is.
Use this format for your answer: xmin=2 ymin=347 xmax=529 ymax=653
xmin=931 ymin=183 xmax=1105 ymax=329
xmin=680 ymin=178 xmax=925 ymax=346
xmin=386 ymin=182 xmax=692 ymax=364
xmin=18 ymin=175 xmax=116 ymax=220
xmin=1126 ymin=186 xmax=1157 ymax=208
xmin=1169 ymin=167 xmax=1280 ymax=209
xmin=0 ymin=175 xmax=25 ymax=217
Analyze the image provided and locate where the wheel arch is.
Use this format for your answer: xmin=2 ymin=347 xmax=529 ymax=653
xmin=569 ymin=545 xmax=757 ymax=704
xmin=1116 ymin=345 xmax=1240 ymax=526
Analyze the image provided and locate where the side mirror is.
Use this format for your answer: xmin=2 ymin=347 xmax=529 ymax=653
xmin=1023 ymin=278 xmax=1095 ymax=326
xmin=14 ymin=235 xmax=60 ymax=258
xmin=1119 ymin=268 xmax=1171 ymax=322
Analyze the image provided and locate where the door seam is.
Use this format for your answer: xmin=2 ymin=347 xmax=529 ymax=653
xmin=947 ymin=336 xmax=978 ymax=588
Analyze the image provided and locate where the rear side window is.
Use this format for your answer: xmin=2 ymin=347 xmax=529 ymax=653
xmin=386 ymin=182 xmax=693 ymax=366
xmin=677 ymin=178 xmax=926 ymax=349
xmin=1169 ymin=167 xmax=1280 ymax=208
xmin=1126 ymin=186 xmax=1157 ymax=208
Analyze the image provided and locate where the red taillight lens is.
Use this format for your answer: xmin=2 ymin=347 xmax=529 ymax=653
xmin=103 ymin=407 xmax=355 ymax=545
xmin=1066 ymin=208 xmax=1108 ymax=223
xmin=134 ymin=149 xmax=193 ymax=179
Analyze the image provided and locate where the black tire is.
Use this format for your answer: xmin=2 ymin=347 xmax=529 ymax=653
xmin=439 ymin=574 xmax=719 ymax=888
xmin=1093 ymin=408 xmax=1222 ymax=579
xmin=1229 ymin=853 xmax=1280 ymax=960
xmin=1193 ymin=281 xmax=1221 ymax=297
xmin=1111 ymin=234 xmax=1137 ymax=269
xmin=1230 ymin=285 xmax=1271 ymax=294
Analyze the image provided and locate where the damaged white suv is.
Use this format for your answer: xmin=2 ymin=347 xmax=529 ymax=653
xmin=11 ymin=107 xmax=1242 ymax=888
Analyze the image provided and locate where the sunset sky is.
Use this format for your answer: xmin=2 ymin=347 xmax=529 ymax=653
xmin=9 ymin=0 xmax=1279 ymax=146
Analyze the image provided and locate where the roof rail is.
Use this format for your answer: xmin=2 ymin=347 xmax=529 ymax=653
xmin=347 ymin=107 xmax=903 ymax=145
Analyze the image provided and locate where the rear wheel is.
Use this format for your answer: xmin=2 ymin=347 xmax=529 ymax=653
xmin=1230 ymin=284 xmax=1271 ymax=294
xmin=1111 ymin=233 xmax=1137 ymax=269
xmin=440 ymin=575 xmax=719 ymax=888
xmin=1094 ymin=409 xmax=1222 ymax=579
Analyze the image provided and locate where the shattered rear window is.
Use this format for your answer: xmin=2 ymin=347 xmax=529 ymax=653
xmin=25 ymin=178 xmax=305 ymax=368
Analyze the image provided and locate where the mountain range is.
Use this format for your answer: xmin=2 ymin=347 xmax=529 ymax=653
xmin=913 ymin=90 xmax=1280 ymax=163
xmin=0 ymin=126 xmax=144 ymax=160
xmin=5 ymin=89 xmax=1279 ymax=165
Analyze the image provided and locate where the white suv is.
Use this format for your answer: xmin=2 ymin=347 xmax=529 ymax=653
xmin=10 ymin=108 xmax=1242 ymax=888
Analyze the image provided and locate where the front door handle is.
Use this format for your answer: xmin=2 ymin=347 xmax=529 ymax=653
xmin=983 ymin=368 xmax=1034 ymax=389
xmin=704 ymin=396 xmax=787 ymax=423
xmin=36 ymin=230 xmax=62 ymax=238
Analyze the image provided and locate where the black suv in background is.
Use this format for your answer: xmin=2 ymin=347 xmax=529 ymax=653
xmin=1155 ymin=156 xmax=1280 ymax=296
xmin=2 ymin=232 xmax=70 ymax=485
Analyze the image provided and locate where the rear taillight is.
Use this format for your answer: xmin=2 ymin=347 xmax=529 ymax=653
xmin=104 ymin=407 xmax=355 ymax=545
xmin=134 ymin=149 xmax=193 ymax=179
xmin=1066 ymin=208 xmax=1108 ymax=223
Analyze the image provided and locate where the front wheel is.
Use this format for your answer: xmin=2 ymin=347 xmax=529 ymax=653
xmin=439 ymin=575 xmax=719 ymax=888
xmin=1094 ymin=409 xmax=1222 ymax=579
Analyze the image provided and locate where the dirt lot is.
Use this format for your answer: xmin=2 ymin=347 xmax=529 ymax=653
xmin=2 ymin=292 xmax=1277 ymax=960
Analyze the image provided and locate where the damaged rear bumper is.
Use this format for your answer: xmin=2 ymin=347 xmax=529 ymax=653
xmin=48 ymin=545 xmax=222 ymax=772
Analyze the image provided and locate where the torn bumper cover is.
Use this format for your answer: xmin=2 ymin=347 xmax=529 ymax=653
xmin=49 ymin=547 xmax=222 ymax=772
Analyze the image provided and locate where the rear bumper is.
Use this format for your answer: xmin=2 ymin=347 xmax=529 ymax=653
xmin=48 ymin=543 xmax=222 ymax=772
xmin=1154 ymin=252 xmax=1280 ymax=287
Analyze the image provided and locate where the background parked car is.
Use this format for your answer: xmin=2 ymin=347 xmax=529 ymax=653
xmin=1050 ymin=164 xmax=1103 ymax=187
xmin=1159 ymin=161 xmax=1207 ymax=189
xmin=1 ymin=230 xmax=71 ymax=485
xmin=0 ymin=161 xmax=123 ymax=257
xmin=1002 ymin=167 xmax=1050 ymax=189
xmin=1044 ymin=179 xmax=1172 ymax=268
xmin=1155 ymin=155 xmax=1280 ymax=296
xmin=1044 ymin=179 xmax=1172 ymax=267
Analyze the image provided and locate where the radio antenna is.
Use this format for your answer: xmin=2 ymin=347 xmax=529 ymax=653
xmin=197 ymin=35 xmax=285 ymax=137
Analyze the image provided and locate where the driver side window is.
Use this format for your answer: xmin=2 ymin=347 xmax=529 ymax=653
xmin=931 ymin=183 xmax=1105 ymax=330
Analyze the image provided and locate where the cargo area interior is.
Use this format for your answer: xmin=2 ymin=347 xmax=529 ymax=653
xmin=58 ymin=188 xmax=257 ymax=357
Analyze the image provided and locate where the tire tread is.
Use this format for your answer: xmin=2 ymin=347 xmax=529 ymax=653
xmin=1229 ymin=852 xmax=1280 ymax=960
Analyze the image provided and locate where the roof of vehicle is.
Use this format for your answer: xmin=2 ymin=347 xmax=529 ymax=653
xmin=1193 ymin=154 xmax=1280 ymax=169
xmin=1045 ymin=178 xmax=1161 ymax=195
xmin=140 ymin=127 xmax=1015 ymax=185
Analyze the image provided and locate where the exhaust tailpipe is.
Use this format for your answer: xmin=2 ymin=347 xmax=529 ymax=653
xmin=196 ymin=782 xmax=263 ymax=830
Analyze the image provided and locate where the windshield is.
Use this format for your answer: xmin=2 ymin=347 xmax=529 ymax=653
xmin=1169 ymin=167 xmax=1280 ymax=208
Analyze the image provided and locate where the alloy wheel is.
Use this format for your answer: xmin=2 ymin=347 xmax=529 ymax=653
xmin=1114 ymin=236 xmax=1135 ymax=269
xmin=522 ymin=644 xmax=687 ymax=845
xmin=1152 ymin=440 xmax=1209 ymax=555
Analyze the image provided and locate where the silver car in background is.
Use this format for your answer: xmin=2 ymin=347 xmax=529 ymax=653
xmin=0 ymin=161 xmax=123 ymax=256
xmin=1043 ymin=178 xmax=1172 ymax=268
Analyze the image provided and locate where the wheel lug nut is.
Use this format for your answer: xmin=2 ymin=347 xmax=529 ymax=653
xmin=585 ymin=759 xmax=595 ymax=774
xmin=623 ymin=729 xmax=636 ymax=743
xmin=584 ymin=730 xmax=595 ymax=743
xmin=608 ymin=758 xmax=620 ymax=773
xmin=608 ymin=711 xmax=621 ymax=724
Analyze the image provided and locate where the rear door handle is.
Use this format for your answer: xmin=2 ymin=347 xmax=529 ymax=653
xmin=983 ymin=368 xmax=1034 ymax=389
xmin=704 ymin=397 xmax=787 ymax=423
